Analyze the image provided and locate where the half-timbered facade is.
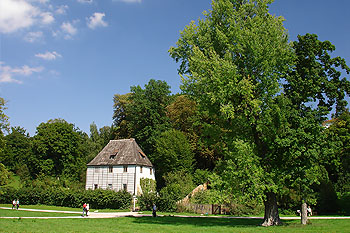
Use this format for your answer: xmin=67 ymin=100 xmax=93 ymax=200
xmin=85 ymin=138 xmax=155 ymax=195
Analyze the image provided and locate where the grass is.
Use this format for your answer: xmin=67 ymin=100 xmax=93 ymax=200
xmin=0 ymin=209 xmax=80 ymax=218
xmin=0 ymin=205 xmax=349 ymax=232
xmin=0 ymin=216 xmax=349 ymax=232
xmin=0 ymin=204 xmax=130 ymax=213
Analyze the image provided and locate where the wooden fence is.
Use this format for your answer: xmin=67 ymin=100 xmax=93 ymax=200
xmin=178 ymin=203 xmax=230 ymax=215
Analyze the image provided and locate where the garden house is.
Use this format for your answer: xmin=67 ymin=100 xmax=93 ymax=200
xmin=85 ymin=138 xmax=155 ymax=195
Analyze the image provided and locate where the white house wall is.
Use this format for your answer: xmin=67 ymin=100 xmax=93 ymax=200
xmin=86 ymin=165 xmax=155 ymax=195
xmin=135 ymin=166 xmax=156 ymax=195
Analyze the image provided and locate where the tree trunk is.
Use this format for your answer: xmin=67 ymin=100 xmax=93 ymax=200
xmin=261 ymin=192 xmax=282 ymax=226
xmin=301 ymin=201 xmax=308 ymax=225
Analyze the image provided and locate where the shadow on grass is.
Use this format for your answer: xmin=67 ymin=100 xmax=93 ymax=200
xmin=130 ymin=216 xmax=296 ymax=228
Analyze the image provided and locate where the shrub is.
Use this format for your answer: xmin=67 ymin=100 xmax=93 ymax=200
xmin=0 ymin=186 xmax=132 ymax=210
xmin=337 ymin=192 xmax=350 ymax=215
xmin=138 ymin=178 xmax=157 ymax=211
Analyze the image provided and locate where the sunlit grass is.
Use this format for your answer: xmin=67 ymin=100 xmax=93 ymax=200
xmin=0 ymin=216 xmax=349 ymax=232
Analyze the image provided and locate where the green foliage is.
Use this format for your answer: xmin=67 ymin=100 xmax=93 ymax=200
xmin=30 ymin=119 xmax=86 ymax=181
xmin=113 ymin=93 xmax=132 ymax=139
xmin=325 ymin=110 xmax=350 ymax=193
xmin=138 ymin=178 xmax=157 ymax=211
xmin=217 ymin=140 xmax=264 ymax=202
xmin=0 ymin=185 xmax=132 ymax=210
xmin=169 ymin=0 xmax=350 ymax=224
xmin=2 ymin=127 xmax=32 ymax=174
xmin=166 ymin=95 xmax=197 ymax=133
xmin=161 ymin=171 xmax=195 ymax=202
xmin=86 ymin=123 xmax=115 ymax=164
xmin=313 ymin=180 xmax=339 ymax=214
xmin=192 ymin=169 xmax=211 ymax=186
xmin=228 ymin=201 xmax=264 ymax=216
xmin=140 ymin=178 xmax=156 ymax=194
xmin=0 ymin=163 xmax=11 ymax=186
xmin=153 ymin=129 xmax=194 ymax=187
xmin=195 ymin=173 xmax=229 ymax=204
xmin=285 ymin=34 xmax=350 ymax=115
xmin=126 ymin=79 xmax=171 ymax=156
xmin=0 ymin=98 xmax=9 ymax=162
xmin=0 ymin=97 xmax=9 ymax=133
xmin=337 ymin=192 xmax=350 ymax=215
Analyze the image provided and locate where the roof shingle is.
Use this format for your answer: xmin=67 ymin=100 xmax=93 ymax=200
xmin=87 ymin=138 xmax=153 ymax=167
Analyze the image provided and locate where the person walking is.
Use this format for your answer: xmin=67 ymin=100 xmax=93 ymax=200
xmin=82 ymin=203 xmax=87 ymax=217
xmin=86 ymin=203 xmax=90 ymax=216
xmin=307 ymin=206 xmax=312 ymax=216
xmin=152 ymin=203 xmax=157 ymax=217
xmin=12 ymin=199 xmax=16 ymax=209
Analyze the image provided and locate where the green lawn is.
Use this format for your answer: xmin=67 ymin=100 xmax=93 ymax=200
xmin=0 ymin=216 xmax=349 ymax=232
xmin=0 ymin=204 xmax=129 ymax=213
xmin=0 ymin=209 xmax=80 ymax=218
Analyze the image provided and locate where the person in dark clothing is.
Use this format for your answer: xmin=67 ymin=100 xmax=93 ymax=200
xmin=152 ymin=203 xmax=157 ymax=217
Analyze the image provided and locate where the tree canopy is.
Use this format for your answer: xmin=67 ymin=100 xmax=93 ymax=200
xmin=30 ymin=119 xmax=86 ymax=180
xmin=169 ymin=0 xmax=350 ymax=226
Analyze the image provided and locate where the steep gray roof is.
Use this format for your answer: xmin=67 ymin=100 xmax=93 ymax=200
xmin=87 ymin=138 xmax=153 ymax=167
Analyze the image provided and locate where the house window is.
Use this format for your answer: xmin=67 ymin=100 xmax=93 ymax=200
xmin=107 ymin=184 xmax=112 ymax=189
xmin=140 ymin=166 xmax=143 ymax=173
xmin=109 ymin=166 xmax=113 ymax=173
xmin=94 ymin=184 xmax=98 ymax=190
xmin=150 ymin=168 xmax=152 ymax=175
xmin=123 ymin=165 xmax=128 ymax=172
xmin=123 ymin=184 xmax=127 ymax=191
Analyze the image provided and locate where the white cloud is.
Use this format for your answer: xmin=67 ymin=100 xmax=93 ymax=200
xmin=40 ymin=11 xmax=54 ymax=24
xmin=61 ymin=21 xmax=77 ymax=39
xmin=35 ymin=51 xmax=62 ymax=60
xmin=77 ymin=0 xmax=93 ymax=4
xmin=113 ymin=0 xmax=142 ymax=3
xmin=87 ymin=12 xmax=107 ymax=29
xmin=12 ymin=65 xmax=44 ymax=75
xmin=31 ymin=0 xmax=49 ymax=4
xmin=55 ymin=5 xmax=68 ymax=15
xmin=0 ymin=0 xmax=39 ymax=33
xmin=0 ymin=62 xmax=44 ymax=84
xmin=24 ymin=31 xmax=43 ymax=42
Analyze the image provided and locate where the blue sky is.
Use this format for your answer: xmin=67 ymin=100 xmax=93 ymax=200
xmin=0 ymin=0 xmax=349 ymax=136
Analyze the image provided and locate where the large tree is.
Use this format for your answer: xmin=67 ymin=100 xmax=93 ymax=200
xmin=0 ymin=97 xmax=9 ymax=133
xmin=325 ymin=110 xmax=350 ymax=193
xmin=153 ymin=129 xmax=195 ymax=188
xmin=169 ymin=0 xmax=350 ymax=226
xmin=3 ymin=127 xmax=32 ymax=175
xmin=113 ymin=93 xmax=132 ymax=139
xmin=124 ymin=79 xmax=172 ymax=156
xmin=166 ymin=95 xmax=223 ymax=170
xmin=0 ymin=98 xmax=9 ymax=177
xmin=30 ymin=119 xmax=86 ymax=180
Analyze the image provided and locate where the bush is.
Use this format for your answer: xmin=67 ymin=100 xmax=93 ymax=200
xmin=228 ymin=201 xmax=264 ymax=216
xmin=0 ymin=186 xmax=132 ymax=210
xmin=192 ymin=169 xmax=211 ymax=186
xmin=138 ymin=192 xmax=157 ymax=211
xmin=338 ymin=192 xmax=350 ymax=215
xmin=157 ymin=194 xmax=177 ymax=212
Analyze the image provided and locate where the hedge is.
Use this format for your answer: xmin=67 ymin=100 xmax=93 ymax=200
xmin=0 ymin=186 xmax=132 ymax=210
